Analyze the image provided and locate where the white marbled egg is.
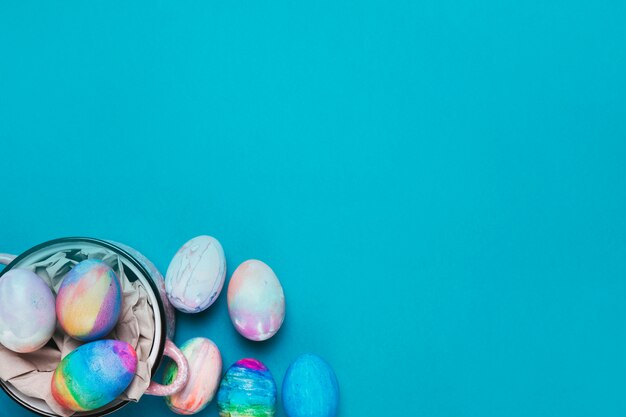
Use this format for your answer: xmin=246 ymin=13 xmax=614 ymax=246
xmin=0 ymin=268 xmax=56 ymax=353
xmin=166 ymin=236 xmax=226 ymax=313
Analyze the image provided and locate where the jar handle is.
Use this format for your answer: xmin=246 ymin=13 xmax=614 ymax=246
xmin=145 ymin=338 xmax=189 ymax=396
xmin=0 ymin=254 xmax=16 ymax=266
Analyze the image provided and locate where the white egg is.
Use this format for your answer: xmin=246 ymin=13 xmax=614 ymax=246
xmin=0 ymin=268 xmax=56 ymax=353
xmin=166 ymin=236 xmax=226 ymax=313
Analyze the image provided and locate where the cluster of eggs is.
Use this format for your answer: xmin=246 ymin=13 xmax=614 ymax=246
xmin=0 ymin=235 xmax=340 ymax=417
xmin=162 ymin=341 xmax=339 ymax=417
xmin=164 ymin=235 xmax=339 ymax=417
xmin=0 ymin=259 xmax=138 ymax=412
xmin=165 ymin=235 xmax=286 ymax=342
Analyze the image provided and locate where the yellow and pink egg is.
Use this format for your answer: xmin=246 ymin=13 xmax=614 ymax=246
xmin=56 ymin=259 xmax=122 ymax=342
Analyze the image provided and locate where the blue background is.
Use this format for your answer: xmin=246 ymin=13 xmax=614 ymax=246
xmin=1 ymin=0 xmax=625 ymax=416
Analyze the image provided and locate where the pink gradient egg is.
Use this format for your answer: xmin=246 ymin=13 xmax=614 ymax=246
xmin=227 ymin=260 xmax=285 ymax=341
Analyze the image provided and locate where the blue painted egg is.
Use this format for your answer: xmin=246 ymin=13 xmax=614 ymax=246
xmin=282 ymin=354 xmax=339 ymax=417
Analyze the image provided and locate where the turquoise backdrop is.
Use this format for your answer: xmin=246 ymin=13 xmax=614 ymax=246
xmin=1 ymin=1 xmax=626 ymax=416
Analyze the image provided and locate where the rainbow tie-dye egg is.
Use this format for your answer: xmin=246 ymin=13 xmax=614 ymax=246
xmin=56 ymin=259 xmax=122 ymax=342
xmin=217 ymin=358 xmax=277 ymax=417
xmin=51 ymin=339 xmax=137 ymax=412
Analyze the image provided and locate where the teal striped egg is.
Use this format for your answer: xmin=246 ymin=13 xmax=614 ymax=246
xmin=217 ymin=358 xmax=276 ymax=417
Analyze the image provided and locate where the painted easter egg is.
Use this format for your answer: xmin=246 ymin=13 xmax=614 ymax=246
xmin=282 ymin=354 xmax=340 ymax=417
xmin=56 ymin=259 xmax=122 ymax=342
xmin=0 ymin=269 xmax=56 ymax=353
xmin=51 ymin=339 xmax=137 ymax=412
xmin=217 ymin=358 xmax=276 ymax=417
xmin=166 ymin=235 xmax=226 ymax=313
xmin=227 ymin=260 xmax=285 ymax=341
xmin=164 ymin=337 xmax=222 ymax=415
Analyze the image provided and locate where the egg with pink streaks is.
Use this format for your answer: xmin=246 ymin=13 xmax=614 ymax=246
xmin=51 ymin=339 xmax=137 ymax=411
xmin=0 ymin=268 xmax=56 ymax=353
xmin=164 ymin=337 xmax=222 ymax=415
xmin=56 ymin=260 xmax=122 ymax=342
xmin=228 ymin=260 xmax=285 ymax=341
